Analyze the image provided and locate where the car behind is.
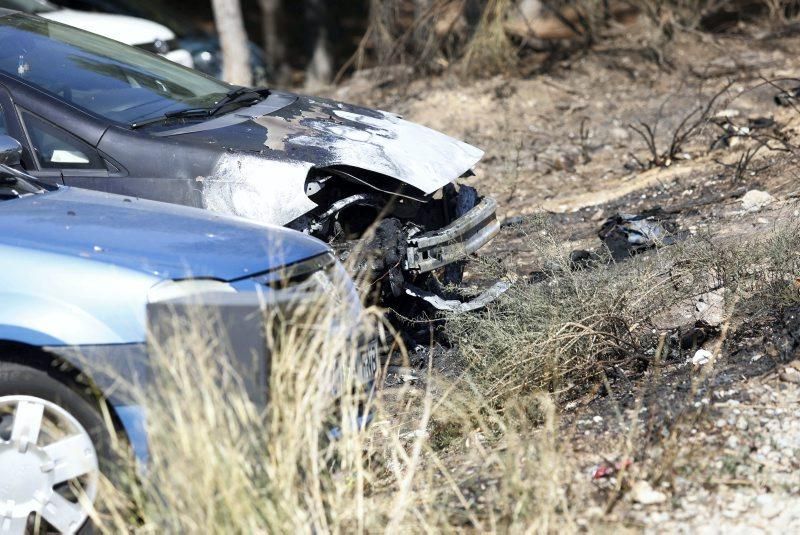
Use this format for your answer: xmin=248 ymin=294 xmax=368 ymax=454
xmin=51 ymin=0 xmax=270 ymax=83
xmin=0 ymin=0 xmax=194 ymax=67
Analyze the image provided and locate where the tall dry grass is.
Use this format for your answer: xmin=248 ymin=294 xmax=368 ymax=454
xmin=88 ymin=259 xmax=584 ymax=533
xmin=446 ymin=216 xmax=800 ymax=406
xmin=84 ymin=215 xmax=800 ymax=532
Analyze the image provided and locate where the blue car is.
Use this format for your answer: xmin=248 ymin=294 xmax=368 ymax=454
xmin=0 ymin=135 xmax=375 ymax=534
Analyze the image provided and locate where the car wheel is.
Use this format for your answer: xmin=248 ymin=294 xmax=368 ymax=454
xmin=0 ymin=361 xmax=112 ymax=534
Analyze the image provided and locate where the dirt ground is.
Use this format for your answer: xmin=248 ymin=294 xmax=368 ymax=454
xmin=328 ymin=18 xmax=800 ymax=532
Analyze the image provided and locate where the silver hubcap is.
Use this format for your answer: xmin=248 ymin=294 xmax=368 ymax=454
xmin=0 ymin=396 xmax=99 ymax=534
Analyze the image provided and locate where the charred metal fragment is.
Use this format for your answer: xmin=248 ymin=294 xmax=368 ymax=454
xmin=405 ymin=280 xmax=510 ymax=313
xmin=306 ymin=193 xmax=382 ymax=234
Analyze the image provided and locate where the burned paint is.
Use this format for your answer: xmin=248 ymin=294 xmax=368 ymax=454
xmin=157 ymin=91 xmax=484 ymax=197
xmin=289 ymin=109 xmax=484 ymax=195
xmin=203 ymin=154 xmax=316 ymax=225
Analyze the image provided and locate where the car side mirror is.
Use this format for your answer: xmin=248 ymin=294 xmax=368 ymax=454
xmin=0 ymin=135 xmax=22 ymax=167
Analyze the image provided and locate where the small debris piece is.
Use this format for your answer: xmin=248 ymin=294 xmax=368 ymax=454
xmin=598 ymin=213 xmax=683 ymax=261
xmin=592 ymin=458 xmax=633 ymax=480
xmin=630 ymin=480 xmax=667 ymax=505
xmin=404 ymin=281 xmax=510 ymax=313
xmin=775 ymin=86 xmax=800 ymax=107
xmin=386 ymin=366 xmax=419 ymax=384
xmin=680 ymin=320 xmax=720 ymax=350
xmin=741 ymin=190 xmax=774 ymax=212
xmin=748 ymin=117 xmax=775 ymax=130
xmin=691 ymin=349 xmax=713 ymax=367
xmin=713 ymin=109 xmax=740 ymax=119
xmin=501 ymin=215 xmax=525 ymax=228
xmin=695 ymin=290 xmax=725 ymax=327
xmin=569 ymin=249 xmax=603 ymax=270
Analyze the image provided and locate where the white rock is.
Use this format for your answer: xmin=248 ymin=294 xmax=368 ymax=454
xmin=741 ymin=190 xmax=775 ymax=212
xmin=736 ymin=416 xmax=749 ymax=431
xmin=692 ymin=349 xmax=713 ymax=367
xmin=779 ymin=366 xmax=800 ymax=384
xmin=631 ymin=480 xmax=667 ymax=505
xmin=714 ymin=109 xmax=741 ymax=119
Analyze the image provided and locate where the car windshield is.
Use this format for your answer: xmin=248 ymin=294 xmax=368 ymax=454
xmin=0 ymin=0 xmax=57 ymax=14
xmin=0 ymin=13 xmax=232 ymax=124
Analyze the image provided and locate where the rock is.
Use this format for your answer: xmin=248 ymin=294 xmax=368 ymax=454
xmin=741 ymin=190 xmax=775 ymax=212
xmin=609 ymin=126 xmax=631 ymax=145
xmin=736 ymin=416 xmax=749 ymax=431
xmin=631 ymin=480 xmax=667 ymax=505
xmin=779 ymin=366 xmax=800 ymax=384
xmin=695 ymin=290 xmax=725 ymax=326
xmin=585 ymin=506 xmax=604 ymax=519
xmin=714 ymin=109 xmax=741 ymax=119
xmin=692 ymin=349 xmax=713 ymax=367
xmin=756 ymin=494 xmax=784 ymax=519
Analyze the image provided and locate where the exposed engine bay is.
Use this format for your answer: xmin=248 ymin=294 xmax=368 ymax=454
xmin=287 ymin=166 xmax=505 ymax=311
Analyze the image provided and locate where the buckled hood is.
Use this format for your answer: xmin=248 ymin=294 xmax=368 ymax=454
xmin=157 ymin=91 xmax=484 ymax=197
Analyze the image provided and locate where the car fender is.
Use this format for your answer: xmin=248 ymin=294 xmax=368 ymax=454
xmin=0 ymin=245 xmax=158 ymax=346
xmin=0 ymin=292 xmax=136 ymax=346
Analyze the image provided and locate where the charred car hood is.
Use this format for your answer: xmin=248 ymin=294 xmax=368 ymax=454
xmin=0 ymin=187 xmax=329 ymax=281
xmin=154 ymin=91 xmax=484 ymax=223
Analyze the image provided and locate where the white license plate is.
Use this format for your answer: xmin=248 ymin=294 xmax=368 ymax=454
xmin=356 ymin=339 xmax=379 ymax=385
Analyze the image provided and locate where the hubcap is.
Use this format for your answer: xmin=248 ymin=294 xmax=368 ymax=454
xmin=0 ymin=396 xmax=99 ymax=535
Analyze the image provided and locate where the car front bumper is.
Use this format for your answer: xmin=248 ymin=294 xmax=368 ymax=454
xmin=404 ymin=196 xmax=500 ymax=274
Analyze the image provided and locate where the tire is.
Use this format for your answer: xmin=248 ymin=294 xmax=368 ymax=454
xmin=0 ymin=360 xmax=117 ymax=534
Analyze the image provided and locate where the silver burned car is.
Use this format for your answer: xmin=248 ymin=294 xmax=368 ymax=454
xmin=0 ymin=10 xmax=504 ymax=312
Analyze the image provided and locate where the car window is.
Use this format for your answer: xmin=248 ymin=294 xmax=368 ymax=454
xmin=21 ymin=111 xmax=104 ymax=170
xmin=0 ymin=13 xmax=231 ymax=124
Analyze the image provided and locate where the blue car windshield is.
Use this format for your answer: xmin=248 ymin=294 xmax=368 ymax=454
xmin=0 ymin=13 xmax=232 ymax=124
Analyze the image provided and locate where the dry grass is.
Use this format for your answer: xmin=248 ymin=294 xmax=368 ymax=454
xmin=446 ymin=216 xmax=800 ymax=406
xmin=344 ymin=0 xmax=518 ymax=80
xmin=87 ymin=263 xmax=584 ymax=532
xmin=80 ymin=216 xmax=800 ymax=532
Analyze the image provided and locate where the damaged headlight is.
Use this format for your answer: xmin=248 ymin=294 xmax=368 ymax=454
xmin=147 ymin=279 xmax=236 ymax=303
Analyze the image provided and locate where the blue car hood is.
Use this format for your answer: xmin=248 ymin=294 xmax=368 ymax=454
xmin=0 ymin=187 xmax=329 ymax=281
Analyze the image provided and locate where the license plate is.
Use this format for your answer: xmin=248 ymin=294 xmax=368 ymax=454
xmin=356 ymin=339 xmax=379 ymax=385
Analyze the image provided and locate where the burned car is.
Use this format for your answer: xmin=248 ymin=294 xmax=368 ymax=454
xmin=0 ymin=10 xmax=503 ymax=310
